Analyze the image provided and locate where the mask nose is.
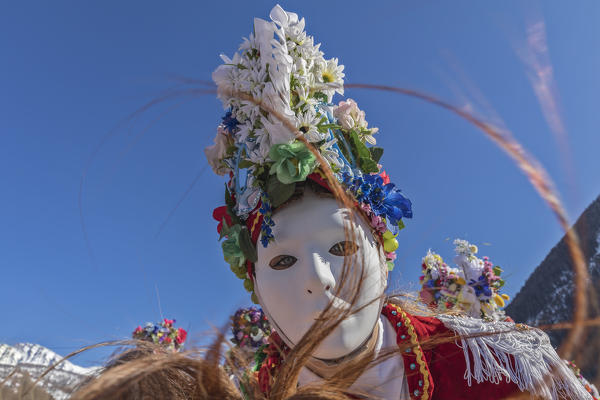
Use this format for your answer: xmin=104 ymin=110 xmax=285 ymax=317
xmin=305 ymin=252 xmax=335 ymax=295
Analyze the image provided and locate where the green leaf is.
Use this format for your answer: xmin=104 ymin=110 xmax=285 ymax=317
xmin=319 ymin=123 xmax=342 ymax=131
xmin=266 ymin=174 xmax=296 ymax=208
xmin=313 ymin=92 xmax=328 ymax=103
xmin=497 ymin=279 xmax=505 ymax=288
xmin=348 ymin=131 xmax=379 ymax=173
xmin=226 ymin=145 xmax=238 ymax=154
xmin=369 ymin=146 xmax=384 ymax=163
xmin=348 ymin=130 xmax=370 ymax=158
xmin=238 ymin=227 xmax=257 ymax=263
xmin=225 ymin=186 xmax=235 ymax=208
xmin=387 ymin=261 xmax=395 ymax=271
xmin=493 ymin=266 xmax=503 ymax=276
xmin=397 ymin=219 xmax=405 ymax=231
xmin=219 ymin=217 xmax=231 ymax=240
xmin=238 ymin=159 xmax=254 ymax=169
xmin=359 ymin=157 xmax=379 ymax=173
xmin=332 ymin=130 xmax=352 ymax=162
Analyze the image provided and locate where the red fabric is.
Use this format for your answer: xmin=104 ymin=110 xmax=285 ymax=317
xmin=382 ymin=304 xmax=524 ymax=400
xmin=306 ymin=171 xmax=332 ymax=191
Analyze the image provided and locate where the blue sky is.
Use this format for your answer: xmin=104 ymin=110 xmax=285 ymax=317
xmin=2 ymin=2 xmax=599 ymax=365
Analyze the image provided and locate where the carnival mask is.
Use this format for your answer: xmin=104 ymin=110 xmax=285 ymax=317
xmin=254 ymin=191 xmax=387 ymax=360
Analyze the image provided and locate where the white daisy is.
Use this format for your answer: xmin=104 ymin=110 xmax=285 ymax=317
xmin=320 ymin=138 xmax=344 ymax=170
xmin=314 ymin=57 xmax=345 ymax=97
xmin=295 ymin=108 xmax=323 ymax=143
xmin=270 ymin=4 xmax=306 ymax=44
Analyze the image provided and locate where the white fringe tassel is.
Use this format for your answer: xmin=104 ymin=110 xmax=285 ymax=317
xmin=437 ymin=315 xmax=592 ymax=399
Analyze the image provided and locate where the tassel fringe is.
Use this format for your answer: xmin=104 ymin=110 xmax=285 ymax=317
xmin=437 ymin=315 xmax=592 ymax=399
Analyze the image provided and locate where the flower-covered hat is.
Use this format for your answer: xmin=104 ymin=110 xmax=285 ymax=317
xmin=132 ymin=318 xmax=188 ymax=352
xmin=205 ymin=5 xmax=412 ymax=302
xmin=419 ymin=239 xmax=510 ymax=321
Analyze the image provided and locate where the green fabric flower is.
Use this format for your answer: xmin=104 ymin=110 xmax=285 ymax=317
xmin=221 ymin=224 xmax=245 ymax=269
xmin=269 ymin=141 xmax=317 ymax=184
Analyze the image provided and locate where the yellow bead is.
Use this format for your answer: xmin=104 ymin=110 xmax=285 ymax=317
xmin=383 ymin=230 xmax=395 ymax=240
xmin=384 ymin=238 xmax=399 ymax=252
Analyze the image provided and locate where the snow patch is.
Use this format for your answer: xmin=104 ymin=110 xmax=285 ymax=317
xmin=0 ymin=343 xmax=100 ymax=399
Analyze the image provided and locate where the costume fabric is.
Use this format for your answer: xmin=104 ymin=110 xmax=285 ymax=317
xmin=380 ymin=304 xmax=592 ymax=400
xmin=299 ymin=318 xmax=410 ymax=399
xmin=259 ymin=303 xmax=592 ymax=399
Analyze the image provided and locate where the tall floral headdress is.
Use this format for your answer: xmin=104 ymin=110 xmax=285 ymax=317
xmin=132 ymin=318 xmax=187 ymax=352
xmin=205 ymin=4 xmax=413 ymax=303
xmin=419 ymin=239 xmax=510 ymax=321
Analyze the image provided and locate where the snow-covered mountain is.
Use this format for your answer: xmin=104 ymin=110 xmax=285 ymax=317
xmin=506 ymin=194 xmax=600 ymax=384
xmin=0 ymin=343 xmax=100 ymax=400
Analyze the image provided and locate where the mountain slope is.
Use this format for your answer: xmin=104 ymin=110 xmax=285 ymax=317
xmin=505 ymin=195 xmax=600 ymax=384
xmin=0 ymin=343 xmax=100 ymax=400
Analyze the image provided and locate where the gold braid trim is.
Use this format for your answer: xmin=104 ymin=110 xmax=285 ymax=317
xmin=250 ymin=211 xmax=261 ymax=237
xmin=389 ymin=304 xmax=431 ymax=400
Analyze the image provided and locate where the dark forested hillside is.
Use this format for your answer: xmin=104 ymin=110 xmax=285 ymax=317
xmin=505 ymin=195 xmax=600 ymax=384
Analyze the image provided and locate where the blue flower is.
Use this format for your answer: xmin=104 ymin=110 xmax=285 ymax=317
xmin=341 ymin=171 xmax=412 ymax=234
xmin=259 ymin=201 xmax=272 ymax=214
xmin=259 ymin=194 xmax=275 ymax=248
xmin=469 ymin=275 xmax=492 ymax=298
xmin=425 ymin=279 xmax=436 ymax=289
xmin=260 ymin=223 xmax=273 ymax=248
xmin=222 ymin=110 xmax=239 ymax=134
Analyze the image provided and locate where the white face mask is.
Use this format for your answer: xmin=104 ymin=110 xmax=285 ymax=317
xmin=254 ymin=190 xmax=387 ymax=360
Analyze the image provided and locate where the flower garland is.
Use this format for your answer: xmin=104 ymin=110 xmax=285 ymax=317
xmin=132 ymin=318 xmax=187 ymax=352
xmin=419 ymin=239 xmax=510 ymax=321
xmin=206 ymin=5 xmax=412 ymax=302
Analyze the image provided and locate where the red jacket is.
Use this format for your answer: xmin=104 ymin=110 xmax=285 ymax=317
xmin=257 ymin=304 xmax=589 ymax=399
xmin=382 ymin=304 xmax=521 ymax=400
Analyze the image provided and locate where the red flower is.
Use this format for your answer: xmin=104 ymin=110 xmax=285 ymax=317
xmin=164 ymin=319 xmax=174 ymax=327
xmin=164 ymin=337 xmax=172 ymax=344
xmin=176 ymin=328 xmax=187 ymax=344
xmin=133 ymin=326 xmax=142 ymax=335
xmin=213 ymin=206 xmax=232 ymax=235
xmin=379 ymin=170 xmax=391 ymax=185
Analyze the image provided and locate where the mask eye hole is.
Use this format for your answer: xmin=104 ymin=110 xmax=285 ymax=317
xmin=269 ymin=255 xmax=298 ymax=270
xmin=328 ymin=241 xmax=359 ymax=257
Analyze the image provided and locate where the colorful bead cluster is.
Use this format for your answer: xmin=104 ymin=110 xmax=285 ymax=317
xmin=419 ymin=239 xmax=510 ymax=321
xmin=132 ymin=318 xmax=187 ymax=352
xmin=230 ymin=307 xmax=271 ymax=351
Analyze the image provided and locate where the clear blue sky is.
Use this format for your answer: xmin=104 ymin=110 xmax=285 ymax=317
xmin=2 ymin=2 xmax=599 ymax=366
